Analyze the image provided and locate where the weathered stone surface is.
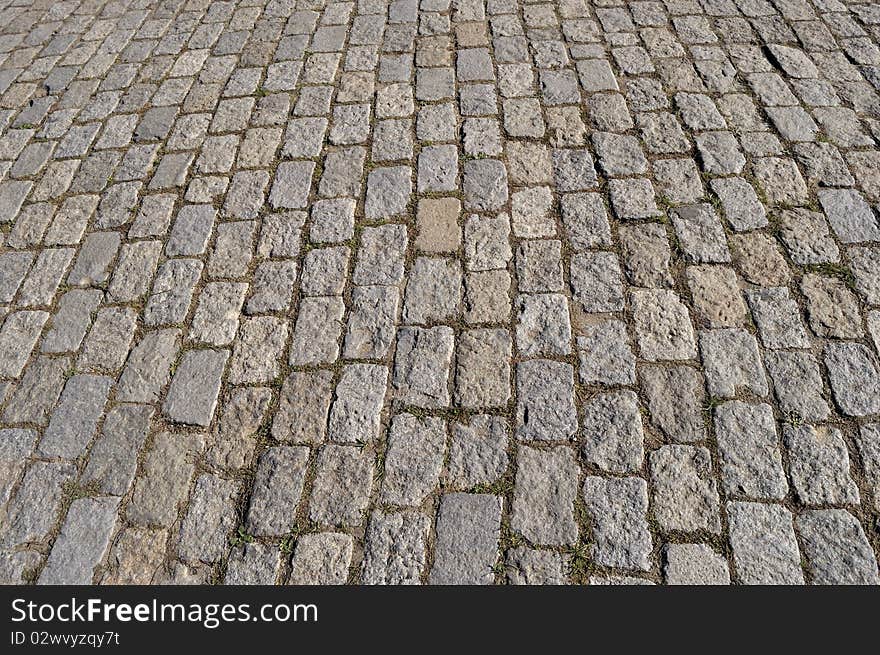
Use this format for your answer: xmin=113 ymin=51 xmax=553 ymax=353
xmin=362 ymin=511 xmax=429 ymax=585
xmin=631 ymin=289 xmax=697 ymax=361
xmin=178 ymin=473 xmax=239 ymax=565
xmin=797 ymin=510 xmax=880 ymax=585
xmin=456 ymin=329 xmax=511 ymax=408
xmin=289 ymin=533 xmax=353 ymax=585
xmin=783 ymin=425 xmax=859 ymax=507
xmin=511 ymin=446 xmax=579 ymax=547
xmin=309 ymin=445 xmax=373 ymax=527
xmin=39 ymin=497 xmax=119 ymax=585
xmin=246 ymin=447 xmax=310 ymax=537
xmin=328 ymin=364 xmax=388 ymax=444
xmin=380 ymin=414 xmax=446 ymax=507
xmin=663 ymin=544 xmax=730 ymax=585
xmin=640 ymin=365 xmax=706 ymax=443
xmin=727 ymin=502 xmax=804 ymax=585
xmin=582 ymin=476 xmax=653 ymax=571
xmin=163 ymin=349 xmax=229 ymax=427
xmin=581 ymin=391 xmax=645 ymax=475
xmin=393 ymin=327 xmax=454 ymax=408
xmin=715 ymin=402 xmax=788 ymax=501
xmin=699 ymin=329 xmax=768 ymax=399
xmin=516 ymin=360 xmax=578 ymax=442
xmin=650 ymin=446 xmax=721 ymax=534
xmin=429 ymin=493 xmax=502 ymax=585
xmin=824 ymin=342 xmax=880 ymax=417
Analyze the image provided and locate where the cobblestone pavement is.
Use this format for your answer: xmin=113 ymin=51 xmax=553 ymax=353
xmin=1 ymin=0 xmax=880 ymax=586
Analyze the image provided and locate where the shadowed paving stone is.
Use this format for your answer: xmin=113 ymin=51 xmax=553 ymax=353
xmin=797 ymin=510 xmax=880 ymax=585
xmin=288 ymin=297 xmax=344 ymax=367
xmin=463 ymin=159 xmax=508 ymax=211
xmin=82 ymin=405 xmax=153 ymax=496
xmin=429 ymin=494 xmax=502 ymax=585
xmin=402 ymin=257 xmax=462 ymax=324
xmin=856 ymin=425 xmax=880 ymax=513
xmin=516 ymin=360 xmax=578 ymax=442
xmin=506 ymin=548 xmax=568 ymax=585
xmin=380 ymin=414 xmax=446 ymax=507
xmin=328 ymin=364 xmax=388 ymax=443
xmin=39 ymin=375 xmax=112 ymax=459
xmin=206 ymin=387 xmax=271 ymax=472
xmin=765 ymin=352 xmax=830 ymax=422
xmin=746 ymin=287 xmax=811 ymax=349
xmin=246 ymin=447 xmax=310 ymax=537
xmin=715 ymin=402 xmax=788 ymax=500
xmin=699 ymin=329 xmax=768 ymax=398
xmin=511 ymin=446 xmax=579 ymax=547
xmin=225 ymin=543 xmax=281 ymax=585
xmin=0 ymin=460 xmax=75 ymax=547
xmin=2 ymin=356 xmax=68 ymax=426
xmin=178 ymin=474 xmax=239 ymax=566
xmin=289 ymin=534 xmax=353 ymax=585
xmin=273 ymin=371 xmax=334 ymax=444
xmin=663 ymin=544 xmax=730 ymax=585
xmin=362 ymin=511 xmax=429 ymax=585
xmin=116 ymin=329 xmax=180 ymax=403
xmin=163 ymin=349 xmax=229 ymax=427
xmin=446 ymin=415 xmax=508 ymax=489
xmin=309 ymin=445 xmax=373 ymax=527
xmin=393 ymin=327 xmax=454 ymax=408
xmin=0 ymin=311 xmax=49 ymax=378
xmin=582 ymin=476 xmax=652 ymax=571
xmin=824 ymin=342 xmax=880 ymax=417
xmin=456 ymin=329 xmax=511 ymax=407
xmin=101 ymin=527 xmax=167 ymax=585
xmin=581 ymin=390 xmax=645 ymax=474
xmin=631 ymin=289 xmax=696 ymax=361
xmin=650 ymin=445 xmax=721 ymax=534
xmin=727 ymin=502 xmax=803 ymax=585
xmin=577 ymin=320 xmax=636 ymax=386
xmin=640 ymin=365 xmax=706 ymax=443
xmin=783 ymin=425 xmax=859 ymax=506
xmin=127 ymin=433 xmax=203 ymax=528
xmin=38 ymin=497 xmax=119 ymax=585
